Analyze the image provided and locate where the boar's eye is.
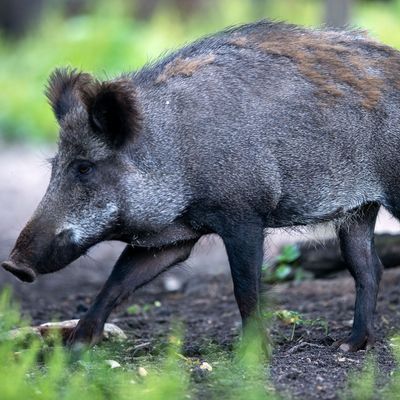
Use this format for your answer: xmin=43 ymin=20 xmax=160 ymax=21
xmin=76 ymin=161 xmax=94 ymax=176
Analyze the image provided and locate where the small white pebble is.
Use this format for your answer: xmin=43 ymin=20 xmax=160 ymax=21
xmin=138 ymin=367 xmax=148 ymax=377
xmin=339 ymin=343 xmax=351 ymax=352
xmin=105 ymin=360 xmax=121 ymax=369
xmin=163 ymin=276 xmax=183 ymax=292
xmin=199 ymin=362 xmax=212 ymax=372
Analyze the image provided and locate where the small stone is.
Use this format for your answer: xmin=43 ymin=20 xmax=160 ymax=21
xmin=105 ymin=360 xmax=121 ymax=369
xmin=199 ymin=362 xmax=212 ymax=372
xmin=138 ymin=367 xmax=148 ymax=377
xmin=103 ymin=323 xmax=127 ymax=341
xmin=163 ymin=276 xmax=183 ymax=292
xmin=339 ymin=343 xmax=351 ymax=352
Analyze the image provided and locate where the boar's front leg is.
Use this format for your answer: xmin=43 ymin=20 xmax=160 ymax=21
xmin=336 ymin=202 xmax=383 ymax=352
xmin=67 ymin=241 xmax=197 ymax=347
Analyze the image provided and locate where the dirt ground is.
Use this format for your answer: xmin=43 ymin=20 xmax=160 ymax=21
xmin=6 ymin=267 xmax=400 ymax=399
xmin=2 ymin=145 xmax=400 ymax=399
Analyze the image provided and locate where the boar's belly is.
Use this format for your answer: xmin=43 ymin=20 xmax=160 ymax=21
xmin=266 ymin=189 xmax=381 ymax=228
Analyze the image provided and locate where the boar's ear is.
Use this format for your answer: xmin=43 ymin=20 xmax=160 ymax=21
xmin=45 ymin=68 xmax=92 ymax=122
xmin=80 ymin=79 xmax=141 ymax=148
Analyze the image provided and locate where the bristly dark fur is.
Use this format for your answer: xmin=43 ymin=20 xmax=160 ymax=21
xmin=45 ymin=68 xmax=92 ymax=121
xmin=80 ymin=79 xmax=142 ymax=148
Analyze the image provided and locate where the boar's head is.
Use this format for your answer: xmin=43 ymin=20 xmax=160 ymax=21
xmin=2 ymin=68 xmax=188 ymax=282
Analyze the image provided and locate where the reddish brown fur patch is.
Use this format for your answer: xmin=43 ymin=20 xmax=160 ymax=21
xmin=252 ymin=32 xmax=388 ymax=109
xmin=228 ymin=30 xmax=400 ymax=110
xmin=228 ymin=36 xmax=249 ymax=47
xmin=156 ymin=54 xmax=216 ymax=84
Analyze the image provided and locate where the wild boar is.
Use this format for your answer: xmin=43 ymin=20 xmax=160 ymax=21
xmin=3 ymin=20 xmax=400 ymax=352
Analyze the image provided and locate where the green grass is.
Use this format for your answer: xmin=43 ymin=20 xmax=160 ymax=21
xmin=0 ymin=287 xmax=276 ymax=400
xmin=3 ymin=283 xmax=400 ymax=399
xmin=2 ymin=0 xmax=400 ymax=142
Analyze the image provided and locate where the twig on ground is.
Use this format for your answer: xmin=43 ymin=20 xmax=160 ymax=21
xmin=286 ymin=341 xmax=325 ymax=354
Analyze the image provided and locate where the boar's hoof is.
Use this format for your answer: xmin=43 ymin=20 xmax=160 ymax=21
xmin=1 ymin=260 xmax=36 ymax=283
xmin=65 ymin=319 xmax=114 ymax=348
xmin=66 ymin=330 xmax=101 ymax=349
xmin=332 ymin=336 xmax=375 ymax=352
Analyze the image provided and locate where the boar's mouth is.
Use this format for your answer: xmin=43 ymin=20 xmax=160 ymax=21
xmin=1 ymin=260 xmax=37 ymax=283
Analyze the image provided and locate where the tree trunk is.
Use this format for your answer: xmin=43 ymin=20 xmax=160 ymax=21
xmin=298 ymin=234 xmax=400 ymax=277
xmin=324 ymin=0 xmax=353 ymax=27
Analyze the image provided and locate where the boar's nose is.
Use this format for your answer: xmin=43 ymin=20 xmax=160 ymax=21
xmin=1 ymin=260 xmax=36 ymax=283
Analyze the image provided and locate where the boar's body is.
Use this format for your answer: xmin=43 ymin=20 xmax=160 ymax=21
xmin=3 ymin=21 xmax=400 ymax=351
xmin=134 ymin=21 xmax=394 ymax=228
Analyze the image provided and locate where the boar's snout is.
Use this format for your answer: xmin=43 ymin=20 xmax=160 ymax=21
xmin=2 ymin=212 xmax=93 ymax=282
xmin=2 ymin=215 xmax=80 ymax=282
xmin=1 ymin=259 xmax=37 ymax=283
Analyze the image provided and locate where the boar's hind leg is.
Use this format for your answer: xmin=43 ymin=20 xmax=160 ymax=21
xmin=221 ymin=222 xmax=267 ymax=348
xmin=336 ymin=202 xmax=382 ymax=352
xmin=67 ymin=241 xmax=197 ymax=347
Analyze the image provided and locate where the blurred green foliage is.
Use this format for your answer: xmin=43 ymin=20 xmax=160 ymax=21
xmin=1 ymin=0 xmax=400 ymax=142
xmin=262 ymin=244 xmax=301 ymax=283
